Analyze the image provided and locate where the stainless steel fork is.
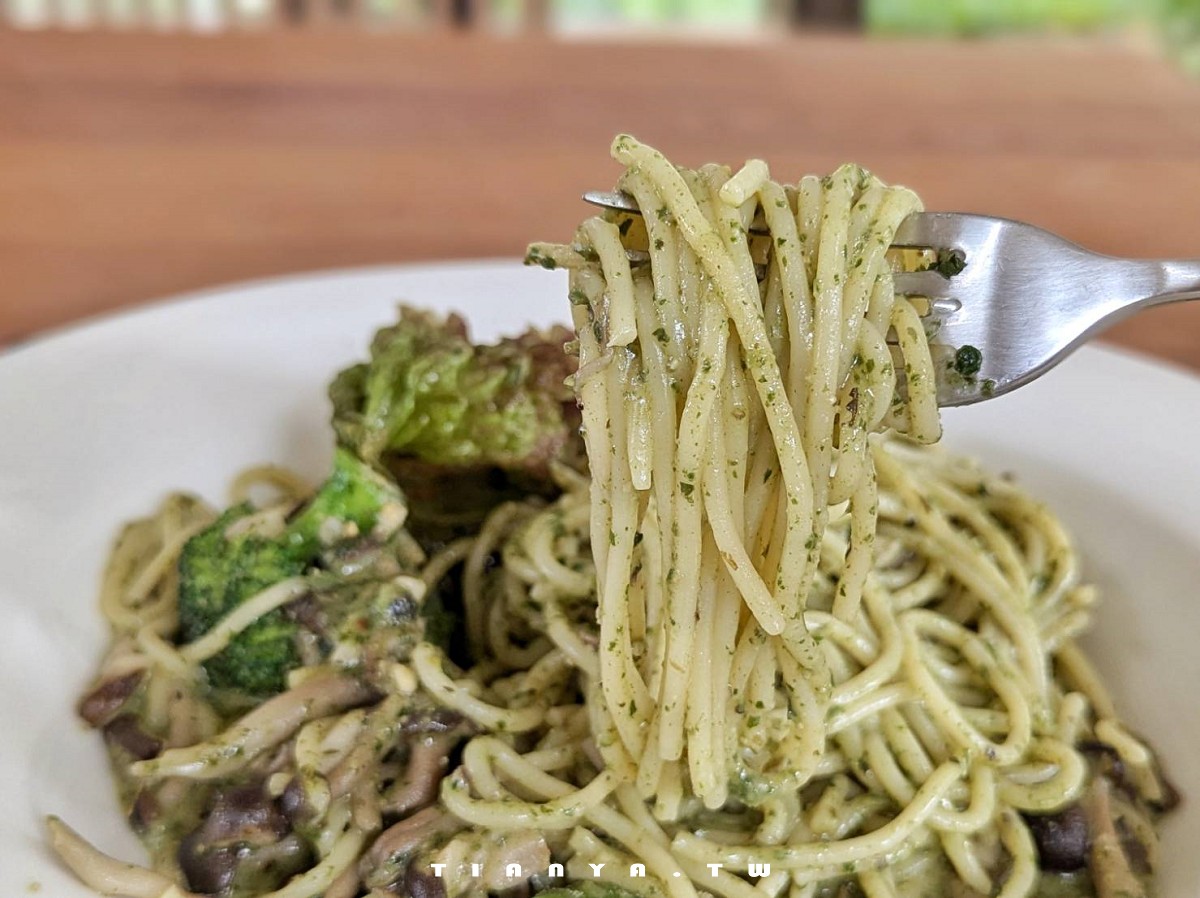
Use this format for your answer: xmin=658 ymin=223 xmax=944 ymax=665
xmin=583 ymin=191 xmax=1200 ymax=407
xmin=890 ymin=213 xmax=1200 ymax=405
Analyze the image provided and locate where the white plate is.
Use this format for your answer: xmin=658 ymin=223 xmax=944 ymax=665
xmin=1 ymin=261 xmax=1197 ymax=896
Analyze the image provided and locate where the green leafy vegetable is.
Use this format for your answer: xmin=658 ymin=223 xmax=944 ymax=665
xmin=329 ymin=307 xmax=577 ymax=469
xmin=285 ymin=448 xmax=405 ymax=555
xmin=329 ymin=307 xmax=582 ymax=542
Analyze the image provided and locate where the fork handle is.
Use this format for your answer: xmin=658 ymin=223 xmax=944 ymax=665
xmin=1137 ymin=259 xmax=1200 ymax=306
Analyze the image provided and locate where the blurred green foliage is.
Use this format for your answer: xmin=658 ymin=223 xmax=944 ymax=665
xmin=867 ymin=0 xmax=1138 ymax=35
xmin=1163 ymin=0 xmax=1200 ymax=72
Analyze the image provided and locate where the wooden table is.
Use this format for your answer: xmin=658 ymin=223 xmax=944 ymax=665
xmin=2 ymin=30 xmax=1200 ymax=369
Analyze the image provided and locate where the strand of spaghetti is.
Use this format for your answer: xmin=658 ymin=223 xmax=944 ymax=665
xmin=875 ymin=446 xmax=1046 ymax=692
xmin=757 ymin=179 xmax=811 ymax=398
xmin=858 ymin=869 xmax=900 ymax=898
xmin=899 ymin=611 xmax=1032 ymax=766
xmin=517 ymin=500 xmax=593 ymax=597
xmin=411 ymin=643 xmax=548 ymax=733
xmin=579 ymin=217 xmax=638 ymax=347
xmin=135 ymin=625 xmax=194 ymax=679
xmin=464 ymin=502 xmax=527 ymax=657
xmin=619 ymin=171 xmax=687 ymax=373
xmin=708 ymin=562 xmax=740 ymax=804
xmin=571 ymin=265 xmax=615 ymax=597
xmin=703 ymin=409 xmax=783 ymax=632
xmin=629 ymin=273 xmax=678 ymax=683
xmin=584 ymin=803 xmax=699 ymax=898
xmin=440 ymin=767 xmax=617 ymax=830
xmin=879 ymin=706 xmax=936 ymax=781
xmin=996 ymin=737 xmax=1088 ymax=811
xmin=1055 ymin=640 xmax=1119 ymax=719
xmin=719 ymin=159 xmax=770 ymax=206
xmin=839 ymin=186 xmax=922 ymax=374
xmin=420 ymin=537 xmax=474 ymax=590
xmin=890 ymin=298 xmax=941 ymax=442
xmin=773 ymin=640 xmax=829 ymax=787
xmin=802 ymin=165 xmax=856 ymax=527
xmin=796 ymin=175 xmax=823 ymax=280
xmin=685 ymin=536 xmax=723 ymax=806
xmin=831 ymin=472 xmax=878 ymax=622
xmin=827 ymin=683 xmax=914 ymax=736
xmin=625 ymin=352 xmax=653 ymax=491
xmin=995 ymin=810 xmax=1038 ymax=898
xmin=612 ymin=136 xmax=817 ymax=625
xmin=259 ymin=827 xmax=366 ymax=898
xmin=658 ymin=294 xmax=729 ymax=761
xmin=939 ymin=831 xmax=993 ymax=894
xmin=829 ymin=583 xmax=903 ymax=706
xmin=228 ymin=465 xmax=312 ymax=505
xmin=178 ymin=577 xmax=308 ymax=664
xmin=100 ymin=503 xmax=212 ymax=633
xmin=921 ymin=478 xmax=1028 ymax=596
xmin=118 ymin=521 xmax=209 ymax=615
xmin=596 ymin=343 xmax=653 ymax=758
xmin=671 ymin=762 xmax=961 ymax=870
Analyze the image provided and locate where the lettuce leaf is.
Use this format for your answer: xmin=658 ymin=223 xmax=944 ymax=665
xmin=330 ymin=307 xmax=577 ymax=471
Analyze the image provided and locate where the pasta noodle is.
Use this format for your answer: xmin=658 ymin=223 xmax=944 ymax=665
xmin=53 ymin=137 xmax=1175 ymax=898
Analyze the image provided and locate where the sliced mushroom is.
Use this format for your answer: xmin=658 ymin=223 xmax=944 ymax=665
xmin=399 ymin=707 xmax=468 ymax=736
xmin=1085 ymin=777 xmax=1146 ymax=898
xmin=279 ymin=776 xmax=312 ymax=827
xmin=78 ymin=671 xmax=144 ymax=727
xmin=1081 ymin=738 xmax=1181 ymax=815
xmin=1023 ymin=804 xmax=1089 ymax=872
xmin=383 ymin=733 xmax=460 ymax=816
xmin=103 ymin=714 xmax=163 ymax=761
xmin=128 ymin=790 xmax=160 ymax=833
xmin=177 ymin=783 xmax=311 ymax=895
xmin=405 ymin=865 xmax=448 ymax=898
xmin=179 ymin=832 xmax=311 ymax=895
xmin=362 ymin=807 xmax=465 ymax=890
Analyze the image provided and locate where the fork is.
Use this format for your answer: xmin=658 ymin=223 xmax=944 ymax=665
xmin=584 ymin=191 xmax=1200 ymax=407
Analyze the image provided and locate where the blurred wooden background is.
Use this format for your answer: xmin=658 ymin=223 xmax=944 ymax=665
xmin=1 ymin=27 xmax=1200 ymax=369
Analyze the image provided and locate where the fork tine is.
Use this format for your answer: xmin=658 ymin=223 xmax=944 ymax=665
xmin=892 ymin=270 xmax=955 ymax=299
xmin=893 ymin=212 xmax=1005 ymax=251
xmin=893 ymin=212 xmax=972 ymax=249
xmin=583 ymin=190 xmax=640 ymax=214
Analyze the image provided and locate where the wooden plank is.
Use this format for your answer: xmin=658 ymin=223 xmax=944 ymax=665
xmin=0 ymin=30 xmax=1198 ymax=370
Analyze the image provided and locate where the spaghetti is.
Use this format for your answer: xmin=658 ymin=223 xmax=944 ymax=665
xmin=53 ymin=137 xmax=1174 ymax=898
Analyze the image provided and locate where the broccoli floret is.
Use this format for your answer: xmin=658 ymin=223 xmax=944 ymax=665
xmin=329 ymin=307 xmax=582 ymax=542
xmin=177 ymin=504 xmax=305 ymax=696
xmin=202 ymin=609 xmax=299 ymax=699
xmin=285 ymin=447 xmax=406 ymax=555
xmin=176 ymin=449 xmax=408 ymax=698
